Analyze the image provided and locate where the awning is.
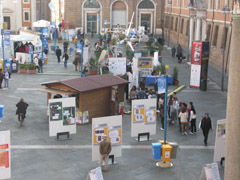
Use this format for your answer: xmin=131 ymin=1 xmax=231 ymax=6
xmin=38 ymin=88 xmax=78 ymax=95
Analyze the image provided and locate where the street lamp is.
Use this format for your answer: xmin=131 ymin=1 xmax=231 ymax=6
xmin=221 ymin=5 xmax=230 ymax=91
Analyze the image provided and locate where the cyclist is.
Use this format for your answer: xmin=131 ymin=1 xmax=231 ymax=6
xmin=16 ymin=98 xmax=28 ymax=121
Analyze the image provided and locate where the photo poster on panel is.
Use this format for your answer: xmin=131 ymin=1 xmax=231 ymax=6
xmin=131 ymin=99 xmax=157 ymax=137
xmin=16 ymin=52 xmax=25 ymax=64
xmin=190 ymin=41 xmax=202 ymax=88
xmin=138 ymin=57 xmax=153 ymax=77
xmin=48 ymin=97 xmax=76 ymax=137
xmin=92 ymin=115 xmax=122 ymax=161
xmin=0 ymin=130 xmax=11 ymax=180
xmin=214 ymin=119 xmax=226 ymax=162
xmin=76 ymin=111 xmax=89 ymax=125
xmin=109 ymin=57 xmax=126 ymax=76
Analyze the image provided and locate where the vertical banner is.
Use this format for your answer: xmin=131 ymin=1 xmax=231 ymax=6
xmin=83 ymin=47 xmax=89 ymax=65
xmin=62 ymin=19 xmax=64 ymax=30
xmin=67 ymin=19 xmax=69 ymax=30
xmin=3 ymin=30 xmax=10 ymax=47
xmin=190 ymin=41 xmax=202 ymax=88
xmin=0 ymin=130 xmax=11 ymax=179
xmin=28 ymin=45 xmax=34 ymax=62
xmin=157 ymin=76 xmax=166 ymax=94
xmin=77 ymin=43 xmax=81 ymax=53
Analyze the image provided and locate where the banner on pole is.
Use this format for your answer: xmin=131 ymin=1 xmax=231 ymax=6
xmin=3 ymin=30 xmax=10 ymax=47
xmin=157 ymin=76 xmax=166 ymax=94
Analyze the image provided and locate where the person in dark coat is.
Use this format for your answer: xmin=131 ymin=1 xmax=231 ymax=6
xmin=56 ymin=46 xmax=62 ymax=63
xmin=0 ymin=69 xmax=4 ymax=89
xmin=171 ymin=46 xmax=176 ymax=57
xmin=176 ymin=44 xmax=183 ymax=63
xmin=16 ymin=98 xmax=28 ymax=121
xmin=200 ymin=112 xmax=212 ymax=146
xmin=62 ymin=51 xmax=69 ymax=68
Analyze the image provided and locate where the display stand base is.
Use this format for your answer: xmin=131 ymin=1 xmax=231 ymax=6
xmin=156 ymin=161 xmax=173 ymax=168
xmin=56 ymin=132 xmax=71 ymax=141
xmin=136 ymin=132 xmax=151 ymax=142
xmin=135 ymin=137 xmax=152 ymax=142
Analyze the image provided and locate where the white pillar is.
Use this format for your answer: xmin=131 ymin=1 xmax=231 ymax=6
xmin=201 ymin=19 xmax=207 ymax=41
xmin=196 ymin=17 xmax=201 ymax=41
xmin=189 ymin=15 xmax=194 ymax=51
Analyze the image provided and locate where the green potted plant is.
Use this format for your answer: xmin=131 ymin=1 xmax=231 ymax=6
xmin=88 ymin=57 xmax=98 ymax=75
xmin=28 ymin=63 xmax=36 ymax=74
xmin=19 ymin=62 xmax=27 ymax=73
xmin=173 ymin=66 xmax=179 ymax=86
xmin=58 ymin=36 xmax=62 ymax=43
xmin=160 ymin=63 xmax=166 ymax=75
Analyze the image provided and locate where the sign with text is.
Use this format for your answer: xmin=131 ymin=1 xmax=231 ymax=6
xmin=3 ymin=30 xmax=10 ymax=47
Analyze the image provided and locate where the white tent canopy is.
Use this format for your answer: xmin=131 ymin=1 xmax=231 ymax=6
xmin=33 ymin=20 xmax=50 ymax=28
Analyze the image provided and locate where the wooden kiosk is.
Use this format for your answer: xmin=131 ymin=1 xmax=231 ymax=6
xmin=41 ymin=74 xmax=128 ymax=123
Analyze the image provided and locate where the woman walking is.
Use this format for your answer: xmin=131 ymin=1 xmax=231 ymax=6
xmin=178 ymin=108 xmax=188 ymax=135
xmin=189 ymin=102 xmax=197 ymax=134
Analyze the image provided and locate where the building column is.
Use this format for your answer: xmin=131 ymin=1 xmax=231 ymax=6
xmin=201 ymin=19 xmax=206 ymax=41
xmin=224 ymin=14 xmax=240 ymax=180
xmin=189 ymin=15 xmax=194 ymax=51
xmin=195 ymin=17 xmax=201 ymax=41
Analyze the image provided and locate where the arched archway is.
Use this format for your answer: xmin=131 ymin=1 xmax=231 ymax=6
xmin=136 ymin=0 xmax=156 ymax=34
xmin=110 ymin=0 xmax=128 ymax=29
xmin=82 ymin=0 xmax=102 ymax=34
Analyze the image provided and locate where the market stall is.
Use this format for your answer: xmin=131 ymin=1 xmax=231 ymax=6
xmin=40 ymin=74 xmax=128 ymax=123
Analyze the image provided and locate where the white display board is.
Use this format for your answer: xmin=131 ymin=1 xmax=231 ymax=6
xmin=132 ymin=57 xmax=139 ymax=87
xmin=108 ymin=57 xmax=126 ymax=76
xmin=88 ymin=167 xmax=104 ymax=180
xmin=131 ymin=99 xmax=157 ymax=137
xmin=190 ymin=64 xmax=201 ymax=88
xmin=48 ymin=97 xmax=76 ymax=137
xmin=0 ymin=130 xmax=11 ymax=180
xmin=92 ymin=115 xmax=122 ymax=161
xmin=16 ymin=52 xmax=32 ymax=64
xmin=199 ymin=162 xmax=221 ymax=180
xmin=214 ymin=119 xmax=226 ymax=162
xmin=83 ymin=47 xmax=89 ymax=66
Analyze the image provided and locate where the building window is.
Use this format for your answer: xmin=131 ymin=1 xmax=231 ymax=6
xmin=212 ymin=25 xmax=219 ymax=47
xmin=180 ymin=19 xmax=184 ymax=34
xmin=139 ymin=0 xmax=154 ymax=9
xmin=165 ymin=15 xmax=170 ymax=28
xmin=186 ymin=20 xmax=189 ymax=36
xmin=83 ymin=0 xmax=100 ymax=8
xmin=175 ymin=18 xmax=178 ymax=31
xmin=23 ymin=10 xmax=30 ymax=22
xmin=216 ymin=0 xmax=220 ymax=9
xmin=170 ymin=17 xmax=174 ymax=30
xmin=23 ymin=0 xmax=30 ymax=4
xmin=3 ymin=16 xmax=10 ymax=30
xmin=209 ymin=0 xmax=212 ymax=9
xmin=221 ymin=27 xmax=228 ymax=49
xmin=206 ymin=24 xmax=211 ymax=41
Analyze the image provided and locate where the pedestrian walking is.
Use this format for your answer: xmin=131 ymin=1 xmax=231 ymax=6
xmin=171 ymin=46 xmax=176 ymax=57
xmin=99 ymin=135 xmax=112 ymax=171
xmin=189 ymin=102 xmax=197 ymax=134
xmin=56 ymin=46 xmax=62 ymax=63
xmin=63 ymin=39 xmax=69 ymax=52
xmin=38 ymin=55 xmax=43 ymax=73
xmin=62 ymin=51 xmax=69 ymax=68
xmin=178 ymin=107 xmax=189 ymax=135
xmin=4 ymin=69 xmax=9 ymax=88
xmin=176 ymin=44 xmax=183 ymax=63
xmin=34 ymin=55 xmax=40 ymax=72
xmin=200 ymin=112 xmax=212 ymax=146
xmin=170 ymin=97 xmax=179 ymax=125
xmin=0 ymin=69 xmax=4 ymax=89
xmin=73 ymin=53 xmax=81 ymax=71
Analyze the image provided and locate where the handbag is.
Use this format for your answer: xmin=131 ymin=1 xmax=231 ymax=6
xmin=73 ymin=61 xmax=77 ymax=65
xmin=62 ymin=56 xmax=65 ymax=62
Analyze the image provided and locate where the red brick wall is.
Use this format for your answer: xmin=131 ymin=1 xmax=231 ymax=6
xmin=22 ymin=0 xmax=32 ymax=27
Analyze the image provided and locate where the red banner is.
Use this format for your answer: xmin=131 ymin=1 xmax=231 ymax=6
xmin=191 ymin=41 xmax=202 ymax=65
xmin=62 ymin=19 xmax=64 ymax=29
xmin=67 ymin=19 xmax=69 ymax=30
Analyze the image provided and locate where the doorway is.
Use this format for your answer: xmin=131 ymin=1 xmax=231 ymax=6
xmin=141 ymin=14 xmax=151 ymax=34
xmin=87 ymin=14 xmax=97 ymax=33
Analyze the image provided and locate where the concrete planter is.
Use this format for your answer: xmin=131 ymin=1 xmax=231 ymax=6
xmin=28 ymin=69 xmax=36 ymax=74
xmin=19 ymin=69 xmax=27 ymax=73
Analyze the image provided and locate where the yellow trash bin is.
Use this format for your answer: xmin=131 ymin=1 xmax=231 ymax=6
xmin=158 ymin=140 xmax=168 ymax=144
xmin=162 ymin=144 xmax=172 ymax=162
xmin=0 ymin=59 xmax=3 ymax=70
xmin=45 ymin=57 xmax=48 ymax=64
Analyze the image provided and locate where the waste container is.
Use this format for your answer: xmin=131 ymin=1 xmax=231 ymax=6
xmin=169 ymin=142 xmax=178 ymax=159
xmin=152 ymin=142 xmax=162 ymax=160
xmin=200 ymin=79 xmax=207 ymax=91
xmin=0 ymin=59 xmax=3 ymax=70
xmin=158 ymin=140 xmax=168 ymax=144
xmin=12 ymin=60 xmax=18 ymax=73
xmin=44 ymin=57 xmax=48 ymax=64
xmin=162 ymin=144 xmax=172 ymax=162
xmin=0 ymin=105 xmax=4 ymax=118
xmin=4 ymin=59 xmax=12 ymax=72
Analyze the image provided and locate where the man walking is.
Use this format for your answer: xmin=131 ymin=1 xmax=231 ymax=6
xmin=99 ymin=135 xmax=112 ymax=171
xmin=200 ymin=112 xmax=212 ymax=146
xmin=56 ymin=46 xmax=62 ymax=63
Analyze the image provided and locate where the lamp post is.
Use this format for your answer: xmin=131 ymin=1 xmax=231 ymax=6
xmin=221 ymin=5 xmax=230 ymax=91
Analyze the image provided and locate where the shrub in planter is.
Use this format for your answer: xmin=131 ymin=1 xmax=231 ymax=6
xmin=28 ymin=63 xmax=36 ymax=74
xmin=173 ymin=66 xmax=179 ymax=86
xmin=19 ymin=62 xmax=27 ymax=73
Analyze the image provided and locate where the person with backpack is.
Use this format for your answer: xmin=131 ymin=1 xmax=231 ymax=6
xmin=62 ymin=51 xmax=69 ymax=68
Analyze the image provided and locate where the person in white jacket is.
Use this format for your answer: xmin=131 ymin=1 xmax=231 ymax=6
xmin=189 ymin=102 xmax=197 ymax=134
xmin=178 ymin=108 xmax=188 ymax=135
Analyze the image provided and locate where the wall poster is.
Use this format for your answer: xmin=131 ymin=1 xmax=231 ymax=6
xmin=145 ymin=107 xmax=156 ymax=125
xmin=49 ymin=102 xmax=62 ymax=121
xmin=133 ymin=105 xmax=145 ymax=123
xmin=63 ymin=107 xmax=75 ymax=125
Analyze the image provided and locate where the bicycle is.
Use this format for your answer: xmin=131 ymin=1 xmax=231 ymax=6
xmin=18 ymin=113 xmax=25 ymax=127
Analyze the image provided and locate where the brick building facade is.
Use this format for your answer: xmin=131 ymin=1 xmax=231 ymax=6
xmin=64 ymin=0 xmax=164 ymax=35
xmin=164 ymin=0 xmax=233 ymax=71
